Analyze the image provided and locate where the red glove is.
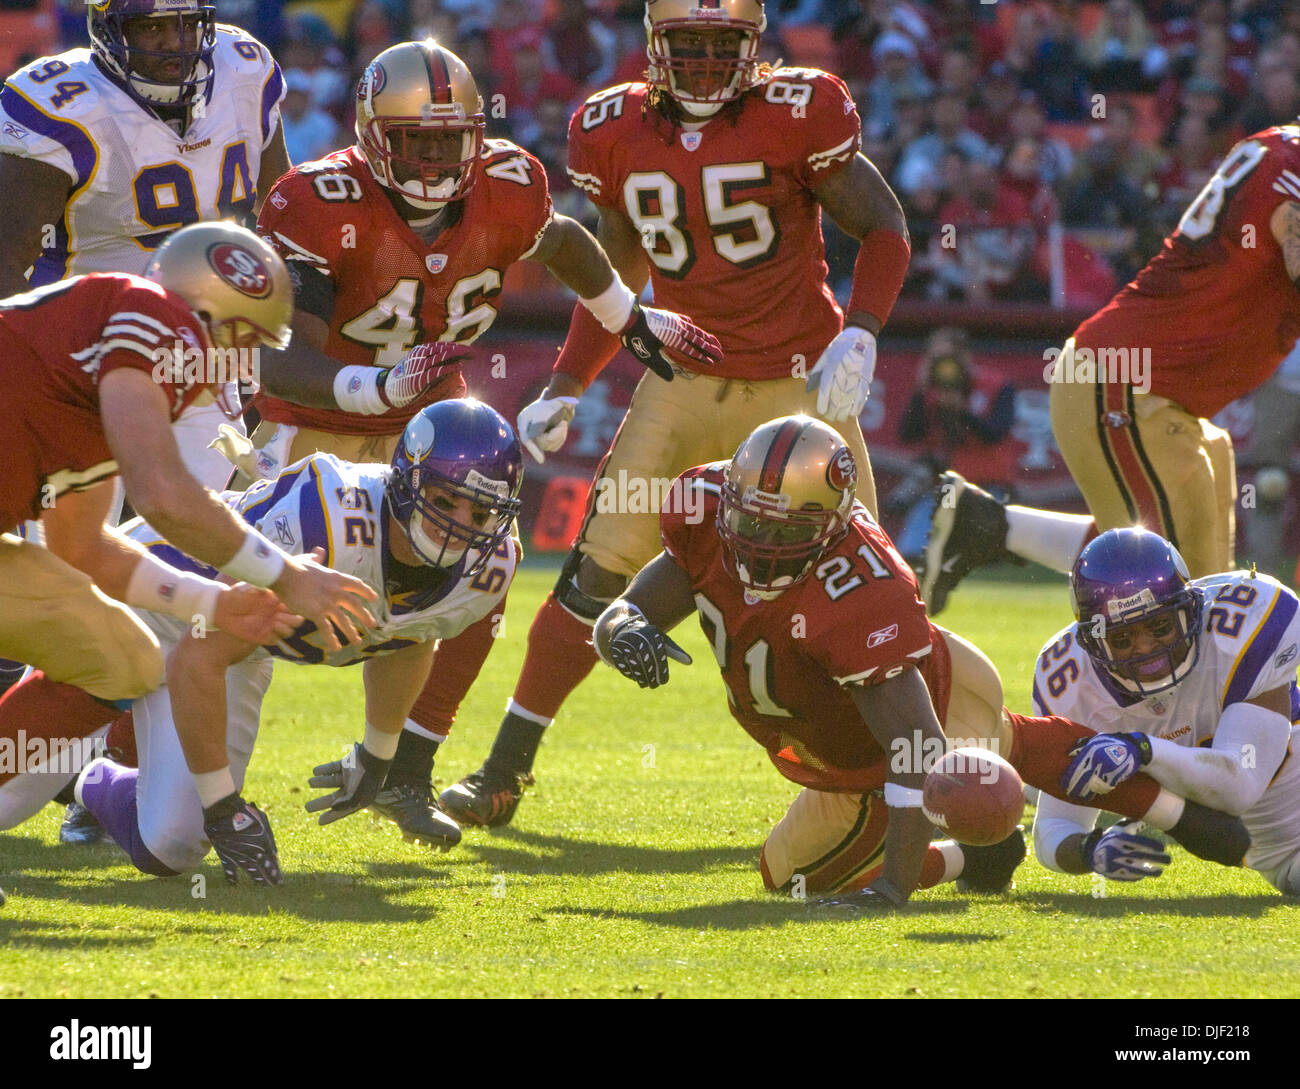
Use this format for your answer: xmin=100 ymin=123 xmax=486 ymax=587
xmin=378 ymin=342 xmax=472 ymax=409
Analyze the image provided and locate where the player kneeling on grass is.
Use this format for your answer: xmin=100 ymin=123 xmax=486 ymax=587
xmin=1033 ymin=528 xmax=1300 ymax=895
xmin=592 ymin=417 xmax=1252 ymax=909
xmin=0 ymin=399 xmax=521 ymax=885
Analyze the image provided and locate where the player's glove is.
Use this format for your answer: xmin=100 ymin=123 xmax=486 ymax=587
xmin=618 ymin=303 xmax=722 ymax=381
xmin=202 ymin=793 xmax=283 ymax=886
xmin=305 ymin=742 xmax=394 ymax=825
xmin=600 ymin=612 xmax=692 ymax=689
xmin=813 ymin=880 xmax=907 ymax=914
xmin=1061 ymin=731 xmax=1152 ymax=801
xmin=1085 ymin=821 xmax=1171 ymax=882
xmin=805 ymin=325 xmax=876 ymax=422
xmin=377 ymin=342 xmax=472 ymax=410
xmin=517 ymin=394 xmax=580 ymax=463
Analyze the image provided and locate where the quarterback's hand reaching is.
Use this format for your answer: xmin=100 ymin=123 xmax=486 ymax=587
xmin=202 ymin=793 xmax=282 ymax=886
xmin=272 ymin=548 xmax=377 ymax=651
xmin=1062 ymin=732 xmax=1152 ymax=801
xmin=618 ymin=304 xmax=722 ymax=381
xmin=1087 ymin=822 xmax=1171 ymax=882
xmin=806 ymin=325 xmax=876 ymax=422
xmin=305 ymin=742 xmax=393 ymax=824
xmin=211 ymin=582 xmax=301 ymax=644
xmin=378 ymin=342 xmax=472 ymax=410
xmin=518 ymin=394 xmax=579 ymax=463
xmin=599 ymin=611 xmax=692 ymax=689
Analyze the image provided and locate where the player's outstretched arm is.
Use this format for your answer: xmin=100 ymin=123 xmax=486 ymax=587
xmin=594 ymin=552 xmax=696 ymax=688
xmin=1268 ymin=200 xmax=1300 ymax=288
xmin=255 ymin=308 xmax=465 ymax=415
xmin=100 ymin=368 xmax=377 ymax=646
xmin=850 ymin=667 xmax=947 ymax=904
xmin=528 ymin=213 xmax=721 ymax=382
xmin=0 ymin=154 xmax=73 ymax=296
xmin=806 ymin=155 xmax=911 ymax=421
xmin=306 ymin=641 xmax=437 ymax=825
xmin=40 ymin=470 xmax=300 ymax=645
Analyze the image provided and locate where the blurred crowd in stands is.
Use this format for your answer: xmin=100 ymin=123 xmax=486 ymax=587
xmin=2 ymin=0 xmax=1297 ymax=308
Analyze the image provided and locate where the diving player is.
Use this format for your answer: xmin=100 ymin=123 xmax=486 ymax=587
xmin=2 ymin=399 xmax=523 ymax=883
xmin=1034 ymin=528 xmax=1300 ymax=896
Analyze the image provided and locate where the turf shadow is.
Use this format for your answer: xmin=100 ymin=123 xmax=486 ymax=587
xmin=1016 ymin=891 xmax=1280 ymax=918
xmin=547 ymin=897 xmax=969 ymax=930
xmin=455 ymin=827 xmax=758 ymax=877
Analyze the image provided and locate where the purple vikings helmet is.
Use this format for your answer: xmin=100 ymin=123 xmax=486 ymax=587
xmin=388 ymin=399 xmax=523 ymax=574
xmin=1071 ymin=527 xmax=1203 ymax=695
xmin=88 ymin=0 xmax=217 ymax=109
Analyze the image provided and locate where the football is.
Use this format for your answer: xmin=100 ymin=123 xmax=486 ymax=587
xmin=922 ymin=747 xmax=1025 ymax=846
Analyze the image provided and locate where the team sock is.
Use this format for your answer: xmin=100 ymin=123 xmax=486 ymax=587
xmin=76 ymin=760 xmax=176 ymax=876
xmin=485 ymin=710 xmax=548 ymax=777
xmin=387 ymin=732 xmax=441 ymax=789
xmin=1005 ymin=507 xmax=1097 ymax=574
xmin=409 ymin=592 xmax=508 ymax=738
xmin=511 ymin=592 xmax=601 ymax=721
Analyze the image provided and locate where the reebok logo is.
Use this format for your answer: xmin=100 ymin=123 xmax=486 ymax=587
xmin=867 ymin=623 xmax=898 ymax=648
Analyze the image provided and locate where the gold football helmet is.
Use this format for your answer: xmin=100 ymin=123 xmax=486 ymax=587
xmin=144 ymin=222 xmax=292 ymax=415
xmin=644 ymin=0 xmax=766 ymax=117
xmin=718 ymin=415 xmax=857 ymax=597
xmin=355 ymin=40 xmax=486 ymax=209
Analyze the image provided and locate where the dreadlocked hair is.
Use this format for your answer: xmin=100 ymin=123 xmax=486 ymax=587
xmin=641 ymin=60 xmax=781 ymax=141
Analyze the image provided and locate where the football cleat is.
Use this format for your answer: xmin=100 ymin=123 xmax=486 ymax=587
xmin=370 ymin=782 xmax=462 ymax=851
xmin=439 ymin=766 xmax=534 ymax=827
xmin=60 ymin=802 xmax=110 ymax=846
xmin=915 ymin=471 xmax=1012 ymax=616
xmin=955 ymin=826 xmax=1026 ymax=893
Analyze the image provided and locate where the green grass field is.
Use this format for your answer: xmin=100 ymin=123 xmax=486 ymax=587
xmin=2 ymin=562 xmax=1298 ymax=999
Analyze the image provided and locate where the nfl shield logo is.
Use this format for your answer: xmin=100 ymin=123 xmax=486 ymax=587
xmin=426 ymin=253 xmax=448 ymax=274
xmin=680 ymin=132 xmax=702 ymax=152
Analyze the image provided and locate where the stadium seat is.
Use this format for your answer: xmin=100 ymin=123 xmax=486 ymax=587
xmin=0 ymin=0 xmax=57 ymax=76
xmin=780 ymin=25 xmax=837 ymax=71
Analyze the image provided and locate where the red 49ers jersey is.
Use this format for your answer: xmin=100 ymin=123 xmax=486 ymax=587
xmin=568 ymin=71 xmax=861 ymax=380
xmin=660 ymin=464 xmax=951 ymax=792
xmin=1074 ymin=126 xmax=1300 ymax=418
xmin=0 ymin=274 xmax=209 ymax=532
xmin=255 ymin=141 xmax=553 ymax=436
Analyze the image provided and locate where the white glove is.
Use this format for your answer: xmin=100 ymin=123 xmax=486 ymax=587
xmin=806 ymin=325 xmax=876 ymax=422
xmin=517 ymin=394 xmax=579 ymax=463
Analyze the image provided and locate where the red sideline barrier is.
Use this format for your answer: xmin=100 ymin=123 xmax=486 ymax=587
xmin=467 ymin=331 xmax=1258 ymax=553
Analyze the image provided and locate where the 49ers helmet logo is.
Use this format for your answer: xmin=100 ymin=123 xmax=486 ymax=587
xmin=207 ymin=243 xmax=272 ymax=299
xmin=826 ymin=445 xmax=856 ymax=492
xmin=358 ymin=61 xmax=387 ymax=104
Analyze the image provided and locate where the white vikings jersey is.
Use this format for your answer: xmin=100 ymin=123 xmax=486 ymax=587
xmin=1033 ymin=570 xmax=1300 ymax=878
xmin=130 ymin=453 xmax=517 ymax=666
xmin=0 ymin=26 xmax=284 ymax=285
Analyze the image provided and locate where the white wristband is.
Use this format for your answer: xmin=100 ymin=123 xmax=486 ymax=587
xmin=884 ymin=782 xmax=925 ymax=808
xmin=579 ymin=278 xmax=637 ymax=334
xmin=333 ymin=365 xmax=387 ymax=415
xmin=194 ymin=766 xmax=237 ymax=809
xmin=221 ymin=530 xmax=288 ymax=588
xmin=362 ymin=721 xmax=400 ymax=761
xmin=125 ymin=556 xmax=220 ymax=628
